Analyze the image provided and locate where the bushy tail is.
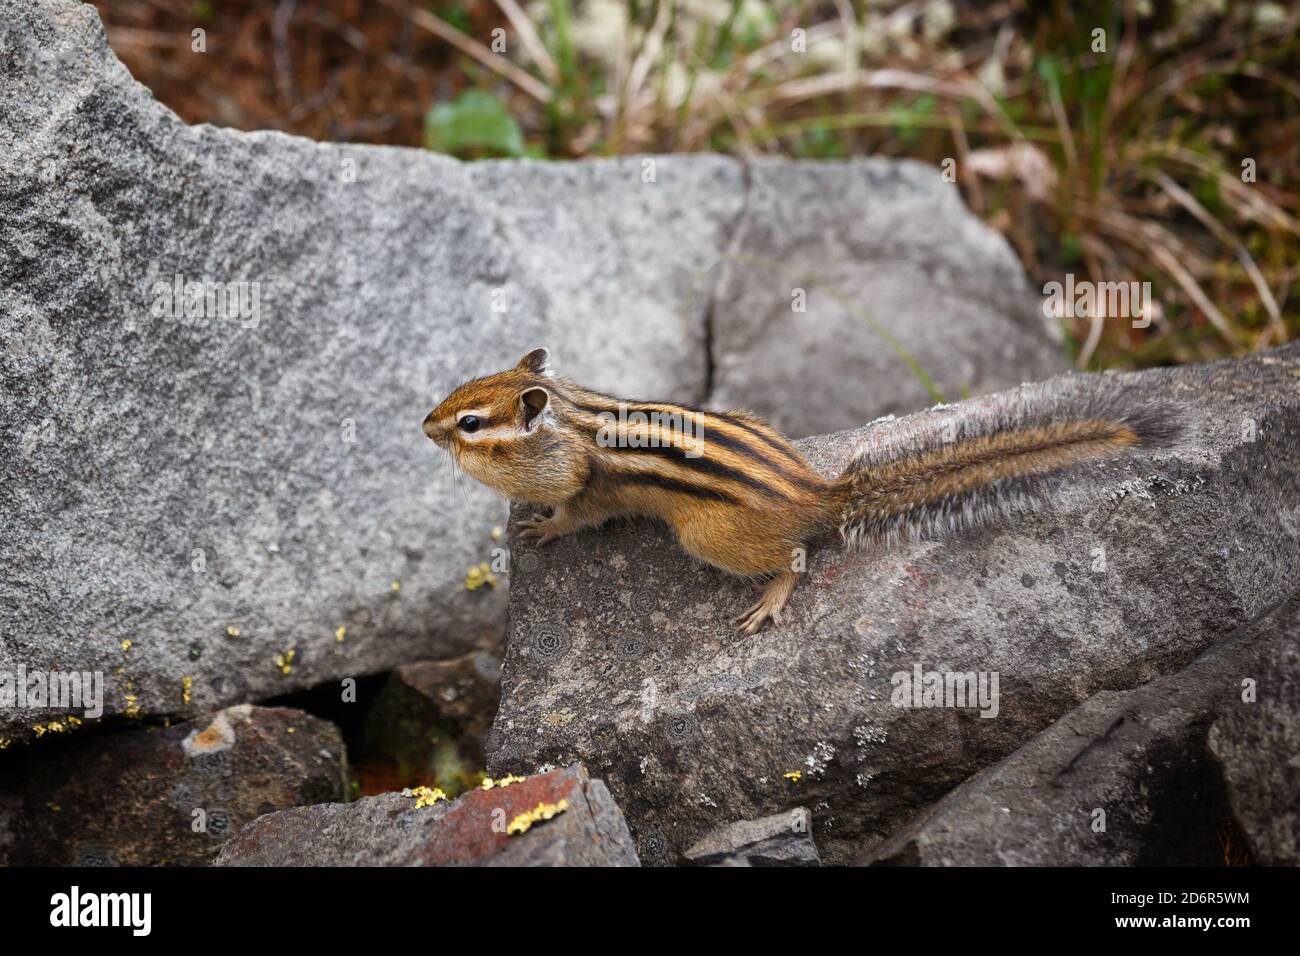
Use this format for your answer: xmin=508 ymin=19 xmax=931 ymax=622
xmin=834 ymin=392 xmax=1183 ymax=549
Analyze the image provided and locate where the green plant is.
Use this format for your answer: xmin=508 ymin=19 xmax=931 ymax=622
xmin=424 ymin=89 xmax=528 ymax=158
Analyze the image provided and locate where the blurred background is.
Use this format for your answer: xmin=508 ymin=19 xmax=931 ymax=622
xmin=92 ymin=0 xmax=1298 ymax=371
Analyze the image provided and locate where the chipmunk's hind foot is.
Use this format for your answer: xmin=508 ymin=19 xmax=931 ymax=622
xmin=733 ymin=570 xmax=799 ymax=636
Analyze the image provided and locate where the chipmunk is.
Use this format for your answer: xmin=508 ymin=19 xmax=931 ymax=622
xmin=424 ymin=349 xmax=1180 ymax=634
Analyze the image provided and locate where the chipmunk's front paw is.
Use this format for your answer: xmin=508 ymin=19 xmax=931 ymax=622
xmin=517 ymin=512 xmax=564 ymax=546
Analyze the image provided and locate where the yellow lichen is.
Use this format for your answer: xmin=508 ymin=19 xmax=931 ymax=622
xmin=507 ymin=799 xmax=568 ymax=836
xmin=181 ymin=675 xmax=193 ymax=705
xmin=390 ymin=580 xmax=401 ymax=593
xmin=490 ymin=525 xmax=504 ymax=541
xmin=0 ymin=737 xmax=10 ymax=750
xmin=408 ymin=785 xmax=448 ymax=809
xmin=124 ymin=693 xmax=142 ymax=718
xmin=47 ymin=802 xmax=60 ymax=812
xmin=120 ymin=639 xmax=132 ymax=652
xmin=783 ymin=770 xmax=802 ymax=782
xmin=226 ymin=626 xmax=241 ymax=638
xmin=274 ymin=649 xmax=296 ymax=676
xmin=480 ymin=773 xmax=527 ymax=791
xmin=465 ymin=562 xmax=497 ymax=591
xmin=33 ymin=718 xmax=82 ymax=738
xmin=335 ymin=625 xmax=346 ymax=643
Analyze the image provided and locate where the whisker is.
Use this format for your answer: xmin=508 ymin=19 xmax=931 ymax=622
xmin=446 ymin=448 xmax=468 ymax=511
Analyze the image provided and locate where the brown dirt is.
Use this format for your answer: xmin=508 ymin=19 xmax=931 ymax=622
xmin=91 ymin=0 xmax=509 ymax=146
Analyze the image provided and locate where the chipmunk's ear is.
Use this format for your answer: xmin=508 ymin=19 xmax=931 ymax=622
xmin=520 ymin=387 xmax=551 ymax=432
xmin=516 ymin=348 xmax=553 ymax=377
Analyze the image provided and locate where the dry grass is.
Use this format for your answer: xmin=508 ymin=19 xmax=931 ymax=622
xmin=501 ymin=0 xmax=1299 ymax=370
xmin=96 ymin=0 xmax=1300 ymax=372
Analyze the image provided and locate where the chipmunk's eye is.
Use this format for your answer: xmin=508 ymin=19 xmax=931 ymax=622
xmin=458 ymin=415 xmax=481 ymax=433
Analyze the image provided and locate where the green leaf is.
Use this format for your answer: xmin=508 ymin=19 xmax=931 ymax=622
xmin=1035 ymin=55 xmax=1061 ymax=88
xmin=1058 ymin=231 xmax=1082 ymax=266
xmin=424 ymin=90 xmax=526 ymax=159
xmin=795 ymin=127 xmax=846 ymax=159
xmin=441 ymin=3 xmax=472 ymax=34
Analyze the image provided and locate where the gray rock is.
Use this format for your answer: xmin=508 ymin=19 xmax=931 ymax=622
xmin=707 ymin=158 xmax=1067 ymax=437
xmin=0 ymin=0 xmax=1059 ymax=737
xmin=213 ymin=763 xmax=639 ymax=866
xmin=861 ymin=592 xmax=1300 ymax=866
xmin=684 ymin=808 xmax=821 ymax=866
xmin=0 ymin=0 xmax=732 ymax=736
xmin=487 ymin=345 xmax=1300 ymax=864
xmin=1208 ymin=624 xmax=1300 ymax=866
xmin=0 ymin=705 xmax=346 ymax=866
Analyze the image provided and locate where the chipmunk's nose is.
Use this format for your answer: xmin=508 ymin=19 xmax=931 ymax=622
xmin=422 ymin=410 xmax=441 ymax=441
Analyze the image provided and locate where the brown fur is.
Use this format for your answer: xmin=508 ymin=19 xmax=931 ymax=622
xmin=425 ymin=351 xmax=1177 ymax=634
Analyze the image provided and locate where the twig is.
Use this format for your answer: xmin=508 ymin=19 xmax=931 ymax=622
xmin=493 ymin=0 xmax=560 ymax=85
xmin=1137 ymin=226 xmax=1242 ymax=347
xmin=272 ymin=0 xmax=297 ymax=107
xmin=1151 ymin=171 xmax=1284 ymax=346
xmin=377 ymin=0 xmax=551 ymax=103
xmin=625 ymin=0 xmax=673 ymax=115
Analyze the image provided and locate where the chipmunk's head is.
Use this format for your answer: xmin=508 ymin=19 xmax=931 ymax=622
xmin=424 ymin=348 xmax=575 ymax=503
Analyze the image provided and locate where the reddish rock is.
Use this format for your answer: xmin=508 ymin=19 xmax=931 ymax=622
xmin=213 ymin=764 xmax=639 ymax=866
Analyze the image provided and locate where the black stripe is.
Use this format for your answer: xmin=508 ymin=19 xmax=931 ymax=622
xmin=712 ymin=411 xmax=809 ymax=469
xmin=578 ymin=456 xmax=606 ymax=497
xmin=568 ymin=389 xmax=720 ymax=424
xmin=614 ymin=469 xmax=740 ymax=504
xmin=690 ymin=421 xmax=823 ymax=492
xmin=606 ymin=441 xmax=788 ymax=501
xmin=566 ymin=395 xmax=820 ymax=493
